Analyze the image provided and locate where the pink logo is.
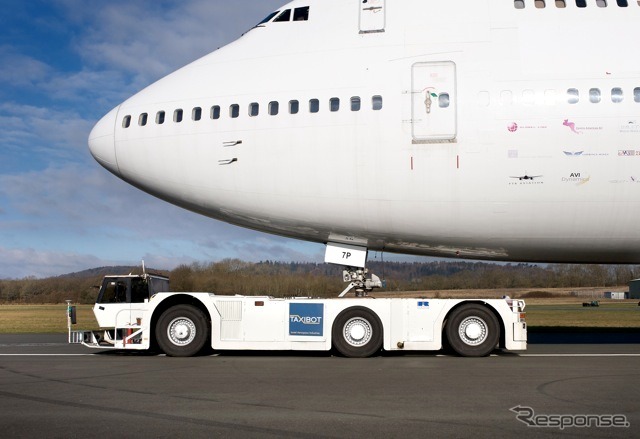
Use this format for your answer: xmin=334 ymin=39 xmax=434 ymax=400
xmin=563 ymin=119 xmax=580 ymax=134
xmin=507 ymin=122 xmax=518 ymax=133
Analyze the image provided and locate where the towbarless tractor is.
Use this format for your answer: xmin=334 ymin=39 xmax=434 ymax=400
xmin=68 ymin=262 xmax=526 ymax=358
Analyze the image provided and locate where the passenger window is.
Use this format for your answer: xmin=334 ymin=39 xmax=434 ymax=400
xmin=139 ymin=113 xmax=148 ymax=126
xmin=269 ymin=101 xmax=279 ymax=116
xmin=634 ymin=87 xmax=640 ymax=103
xmin=289 ymin=100 xmax=299 ymax=114
xmin=589 ymin=88 xmax=601 ymax=103
xmin=249 ymin=102 xmax=259 ymax=117
xmin=173 ymin=109 xmax=183 ymax=123
xmin=351 ymin=97 xmax=361 ymax=111
xmin=274 ymin=9 xmax=291 ymax=22
xmin=522 ymin=90 xmax=535 ymax=105
xmin=556 ymin=0 xmax=567 ymax=7
xmin=514 ymin=0 xmax=525 ymax=8
xmin=567 ymin=88 xmax=579 ymax=104
xmin=156 ymin=111 xmax=165 ymax=124
xmin=372 ymin=95 xmax=383 ymax=110
xmin=576 ymin=0 xmax=587 ymax=7
xmin=294 ymin=7 xmax=310 ymax=21
xmin=477 ymin=91 xmax=490 ymax=107
xmin=596 ymin=0 xmax=607 ymax=6
xmin=330 ymin=97 xmax=340 ymax=112
xmin=122 ymin=115 xmax=131 ymax=128
xmin=617 ymin=0 xmax=628 ymax=6
xmin=535 ymin=0 xmax=546 ymax=8
xmin=439 ymin=93 xmax=451 ymax=108
xmin=544 ymin=89 xmax=557 ymax=105
xmin=500 ymin=90 xmax=513 ymax=105
xmin=230 ymin=104 xmax=240 ymax=118
xmin=211 ymin=105 xmax=221 ymax=120
xmin=611 ymin=87 xmax=624 ymax=103
xmin=309 ymin=99 xmax=319 ymax=113
xmin=192 ymin=107 xmax=202 ymax=121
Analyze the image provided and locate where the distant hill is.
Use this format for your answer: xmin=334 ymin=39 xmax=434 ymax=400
xmin=56 ymin=266 xmax=168 ymax=279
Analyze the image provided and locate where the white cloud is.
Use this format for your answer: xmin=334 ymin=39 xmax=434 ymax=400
xmin=0 ymin=45 xmax=52 ymax=87
xmin=59 ymin=0 xmax=284 ymax=87
xmin=0 ymin=0 xmax=326 ymax=279
xmin=0 ymin=246 xmax=120 ymax=279
xmin=0 ymin=103 xmax=95 ymax=168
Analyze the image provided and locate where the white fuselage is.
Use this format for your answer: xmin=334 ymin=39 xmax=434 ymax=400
xmin=88 ymin=0 xmax=640 ymax=263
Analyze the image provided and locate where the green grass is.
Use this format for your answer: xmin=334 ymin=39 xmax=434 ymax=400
xmin=525 ymin=302 xmax=640 ymax=328
xmin=0 ymin=304 xmax=98 ymax=334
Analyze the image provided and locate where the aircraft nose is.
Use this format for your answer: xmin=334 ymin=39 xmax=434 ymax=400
xmin=88 ymin=106 xmax=119 ymax=175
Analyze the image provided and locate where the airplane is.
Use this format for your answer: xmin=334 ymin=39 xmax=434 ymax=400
xmin=88 ymin=0 xmax=640 ymax=293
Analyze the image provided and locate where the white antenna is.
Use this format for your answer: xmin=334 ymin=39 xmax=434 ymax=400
xmin=142 ymin=259 xmax=146 ymax=276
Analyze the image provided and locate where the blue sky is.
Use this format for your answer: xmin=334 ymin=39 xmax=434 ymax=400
xmin=0 ymin=0 xmax=336 ymax=278
xmin=0 ymin=0 xmax=432 ymax=279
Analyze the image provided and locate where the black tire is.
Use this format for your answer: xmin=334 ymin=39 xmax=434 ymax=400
xmin=332 ymin=307 xmax=383 ymax=358
xmin=156 ymin=305 xmax=208 ymax=357
xmin=445 ymin=304 xmax=500 ymax=357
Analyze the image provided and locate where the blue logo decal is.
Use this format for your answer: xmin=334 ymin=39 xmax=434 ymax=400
xmin=289 ymin=303 xmax=324 ymax=336
xmin=417 ymin=301 xmax=429 ymax=308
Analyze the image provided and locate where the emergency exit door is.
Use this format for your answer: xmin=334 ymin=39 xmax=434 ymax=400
xmin=411 ymin=62 xmax=457 ymax=143
xmin=359 ymin=0 xmax=385 ymax=33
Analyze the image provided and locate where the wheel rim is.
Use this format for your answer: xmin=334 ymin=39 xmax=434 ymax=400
xmin=458 ymin=316 xmax=488 ymax=346
xmin=343 ymin=317 xmax=373 ymax=347
xmin=167 ymin=317 xmax=197 ymax=346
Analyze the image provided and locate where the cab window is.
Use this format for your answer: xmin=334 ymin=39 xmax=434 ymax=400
xmin=98 ymin=279 xmax=128 ymax=303
xmin=130 ymin=278 xmax=149 ymax=303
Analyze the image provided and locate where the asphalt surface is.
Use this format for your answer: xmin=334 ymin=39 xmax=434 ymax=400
xmin=0 ymin=334 xmax=638 ymax=438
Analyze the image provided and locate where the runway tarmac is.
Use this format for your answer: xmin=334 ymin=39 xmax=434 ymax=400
xmin=0 ymin=334 xmax=638 ymax=438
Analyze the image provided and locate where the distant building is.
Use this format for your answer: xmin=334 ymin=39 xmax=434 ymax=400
xmin=629 ymin=279 xmax=640 ymax=299
xmin=604 ymin=291 xmax=627 ymax=300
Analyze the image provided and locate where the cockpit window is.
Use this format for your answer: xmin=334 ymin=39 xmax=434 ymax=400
xmin=257 ymin=11 xmax=279 ymax=25
xmin=274 ymin=9 xmax=291 ymax=22
xmin=294 ymin=7 xmax=310 ymax=21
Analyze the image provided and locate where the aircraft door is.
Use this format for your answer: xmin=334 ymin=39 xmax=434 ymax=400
xmin=359 ymin=0 xmax=385 ymax=33
xmin=411 ymin=62 xmax=457 ymax=143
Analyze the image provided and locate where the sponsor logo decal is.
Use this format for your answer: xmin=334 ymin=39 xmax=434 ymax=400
xmin=619 ymin=120 xmax=640 ymax=134
xmin=289 ymin=303 xmax=324 ymax=336
xmin=563 ymin=119 xmax=602 ymax=134
xmin=417 ymin=301 xmax=429 ymax=308
xmin=508 ymin=150 xmax=552 ymax=159
xmin=563 ymin=150 xmax=609 ymax=157
xmin=509 ymin=173 xmax=544 ymax=185
xmin=609 ymin=176 xmax=640 ymax=184
xmin=562 ymin=172 xmax=590 ymax=186
xmin=618 ymin=150 xmax=640 ymax=157
xmin=507 ymin=122 xmax=547 ymax=133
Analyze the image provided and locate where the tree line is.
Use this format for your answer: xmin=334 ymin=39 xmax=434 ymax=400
xmin=1 ymin=260 xmax=638 ymax=304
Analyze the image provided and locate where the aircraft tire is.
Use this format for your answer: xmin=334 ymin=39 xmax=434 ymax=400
xmin=445 ymin=304 xmax=499 ymax=357
xmin=156 ymin=304 xmax=208 ymax=357
xmin=332 ymin=307 xmax=383 ymax=358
